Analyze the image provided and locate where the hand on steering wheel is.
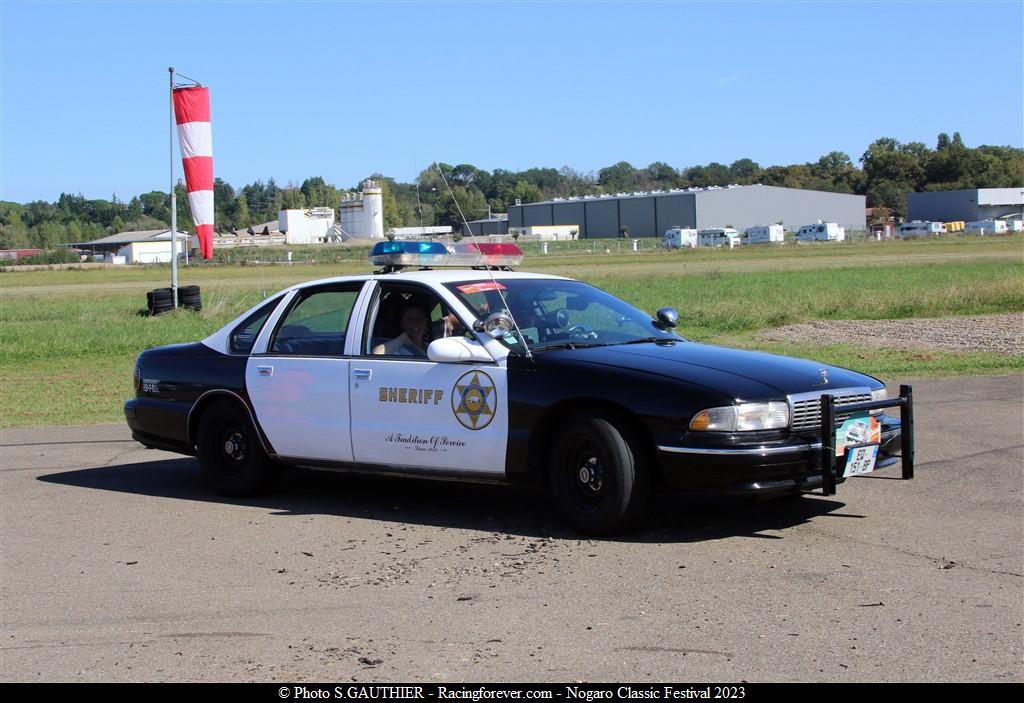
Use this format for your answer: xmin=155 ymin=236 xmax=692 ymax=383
xmin=566 ymin=323 xmax=598 ymax=340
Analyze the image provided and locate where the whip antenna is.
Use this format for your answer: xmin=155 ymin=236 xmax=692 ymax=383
xmin=433 ymin=162 xmax=533 ymax=360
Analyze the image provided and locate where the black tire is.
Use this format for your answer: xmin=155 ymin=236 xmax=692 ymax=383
xmin=148 ymin=301 xmax=173 ymax=316
xmin=196 ymin=399 xmax=281 ymax=496
xmin=548 ymin=411 xmax=651 ymax=535
xmin=178 ymin=286 xmax=201 ymax=308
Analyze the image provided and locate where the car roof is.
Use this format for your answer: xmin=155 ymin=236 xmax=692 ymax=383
xmin=280 ymin=268 xmax=570 ymax=293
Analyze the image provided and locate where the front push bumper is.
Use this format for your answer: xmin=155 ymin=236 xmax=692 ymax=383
xmin=655 ymin=386 xmax=914 ymax=496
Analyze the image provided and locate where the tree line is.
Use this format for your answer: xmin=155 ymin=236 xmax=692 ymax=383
xmin=2 ymin=132 xmax=1020 ymax=250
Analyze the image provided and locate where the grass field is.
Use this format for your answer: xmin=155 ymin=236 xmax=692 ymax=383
xmin=1 ymin=235 xmax=1022 ymax=427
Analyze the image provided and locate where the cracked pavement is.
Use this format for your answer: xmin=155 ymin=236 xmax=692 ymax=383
xmin=1 ymin=375 xmax=1021 ymax=682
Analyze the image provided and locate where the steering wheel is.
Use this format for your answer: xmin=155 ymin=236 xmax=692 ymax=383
xmin=566 ymin=323 xmax=598 ymax=340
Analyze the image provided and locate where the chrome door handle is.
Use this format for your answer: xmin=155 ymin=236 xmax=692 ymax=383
xmin=256 ymin=366 xmax=274 ymax=377
xmin=353 ymin=369 xmax=372 ymax=381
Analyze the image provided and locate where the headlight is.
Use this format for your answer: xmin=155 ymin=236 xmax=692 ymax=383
xmin=689 ymin=402 xmax=790 ymax=432
xmin=870 ymin=387 xmax=888 ymax=414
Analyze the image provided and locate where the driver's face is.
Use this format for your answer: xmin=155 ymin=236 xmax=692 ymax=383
xmin=401 ymin=309 xmax=428 ymax=340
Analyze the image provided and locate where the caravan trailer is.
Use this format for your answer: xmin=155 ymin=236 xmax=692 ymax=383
xmin=965 ymin=220 xmax=1008 ymax=235
xmin=898 ymin=221 xmax=945 ymax=239
xmin=697 ymin=227 xmax=740 ymax=247
xmin=662 ymin=227 xmax=699 ymax=249
xmin=743 ymin=224 xmax=785 ymax=245
xmin=796 ymin=222 xmax=845 ymax=242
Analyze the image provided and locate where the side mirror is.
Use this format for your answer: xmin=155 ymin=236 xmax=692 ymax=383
xmin=427 ymin=336 xmax=495 ymax=363
xmin=472 ymin=311 xmax=515 ymax=338
xmin=654 ymin=307 xmax=678 ymax=329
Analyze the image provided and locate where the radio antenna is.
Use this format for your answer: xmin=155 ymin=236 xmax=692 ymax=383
xmin=433 ymin=162 xmax=533 ymax=360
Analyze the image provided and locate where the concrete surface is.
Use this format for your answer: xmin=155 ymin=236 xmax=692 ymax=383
xmin=1 ymin=375 xmax=1021 ymax=682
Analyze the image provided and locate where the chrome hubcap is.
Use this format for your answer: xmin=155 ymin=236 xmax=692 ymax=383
xmin=223 ymin=431 xmax=245 ymax=462
xmin=577 ymin=457 xmax=602 ymax=493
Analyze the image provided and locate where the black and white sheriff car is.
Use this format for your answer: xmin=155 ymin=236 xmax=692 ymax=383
xmin=125 ymin=241 xmax=910 ymax=534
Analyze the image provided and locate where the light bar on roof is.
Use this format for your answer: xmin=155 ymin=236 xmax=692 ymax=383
xmin=370 ymin=240 xmax=451 ymax=267
xmin=448 ymin=242 xmax=525 ymax=268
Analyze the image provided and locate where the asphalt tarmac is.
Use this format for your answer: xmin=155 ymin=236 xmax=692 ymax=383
xmin=1 ymin=375 xmax=1021 ymax=683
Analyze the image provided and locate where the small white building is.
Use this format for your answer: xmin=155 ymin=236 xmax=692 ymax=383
xmin=280 ymin=207 xmax=336 ymax=244
xmin=71 ymin=229 xmax=191 ymax=263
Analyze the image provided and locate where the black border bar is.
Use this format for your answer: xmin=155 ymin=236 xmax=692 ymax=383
xmin=819 ymin=384 xmax=914 ymax=495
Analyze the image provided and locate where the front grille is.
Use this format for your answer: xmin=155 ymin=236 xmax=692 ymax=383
xmin=788 ymin=387 xmax=872 ymax=432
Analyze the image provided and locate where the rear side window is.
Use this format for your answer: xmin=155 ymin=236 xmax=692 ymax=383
xmin=229 ymin=296 xmax=282 ymax=354
xmin=269 ymin=286 xmax=362 ymax=356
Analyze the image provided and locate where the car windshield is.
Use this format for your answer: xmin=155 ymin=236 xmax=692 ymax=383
xmin=444 ymin=279 xmax=683 ymax=353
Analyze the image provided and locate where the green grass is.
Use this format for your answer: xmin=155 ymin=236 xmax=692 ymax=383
xmin=1 ymin=235 xmax=1021 ymax=427
xmin=707 ymin=336 xmax=1023 ymax=379
xmin=590 ymin=262 xmax=1024 ymax=337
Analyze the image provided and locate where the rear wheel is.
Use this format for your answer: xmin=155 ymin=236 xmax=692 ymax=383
xmin=549 ymin=411 xmax=650 ymax=535
xmin=196 ymin=399 xmax=281 ymax=496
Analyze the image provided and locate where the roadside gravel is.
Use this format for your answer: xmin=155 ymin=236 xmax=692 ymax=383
xmin=759 ymin=313 xmax=1024 ymax=355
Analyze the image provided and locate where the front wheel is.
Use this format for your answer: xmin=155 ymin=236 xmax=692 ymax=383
xmin=548 ymin=412 xmax=650 ymax=535
xmin=196 ymin=399 xmax=281 ymax=496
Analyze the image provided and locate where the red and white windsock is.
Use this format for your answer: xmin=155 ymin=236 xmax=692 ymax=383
xmin=172 ymin=86 xmax=214 ymax=259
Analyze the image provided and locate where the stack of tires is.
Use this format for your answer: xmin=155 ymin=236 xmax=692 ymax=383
xmin=178 ymin=285 xmax=202 ymax=312
xmin=146 ymin=288 xmax=174 ymax=316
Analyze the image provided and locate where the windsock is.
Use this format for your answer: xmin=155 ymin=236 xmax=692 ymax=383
xmin=172 ymin=86 xmax=214 ymax=259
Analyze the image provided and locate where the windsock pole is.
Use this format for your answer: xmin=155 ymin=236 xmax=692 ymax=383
xmin=169 ymin=66 xmax=178 ymax=307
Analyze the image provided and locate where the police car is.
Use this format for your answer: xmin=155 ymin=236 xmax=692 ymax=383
xmin=125 ymin=241 xmax=907 ymax=534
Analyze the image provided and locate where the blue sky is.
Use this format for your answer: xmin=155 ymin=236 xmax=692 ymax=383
xmin=2 ymin=0 xmax=1021 ymax=202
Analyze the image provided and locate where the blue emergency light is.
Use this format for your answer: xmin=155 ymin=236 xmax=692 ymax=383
xmin=369 ymin=240 xmax=525 ymax=269
xmin=369 ymin=240 xmax=451 ymax=267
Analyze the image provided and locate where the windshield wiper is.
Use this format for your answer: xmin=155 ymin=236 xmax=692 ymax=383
xmin=531 ymin=341 xmax=610 ymax=352
xmin=614 ymin=337 xmax=676 ymax=346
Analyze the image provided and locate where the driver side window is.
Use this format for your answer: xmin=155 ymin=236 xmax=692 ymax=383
xmin=364 ymin=284 xmax=465 ymax=358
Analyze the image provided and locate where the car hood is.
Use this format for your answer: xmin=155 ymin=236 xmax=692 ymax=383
xmin=538 ymin=341 xmax=879 ymax=400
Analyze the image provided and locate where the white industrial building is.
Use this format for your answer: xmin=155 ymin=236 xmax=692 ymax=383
xmin=279 ymin=207 xmax=335 ymax=244
xmin=338 ymin=180 xmax=384 ymax=239
xmin=907 ymin=188 xmax=1024 ymax=223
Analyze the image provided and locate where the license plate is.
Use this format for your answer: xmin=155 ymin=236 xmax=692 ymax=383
xmin=835 ymin=412 xmax=882 ymax=477
xmin=843 ymin=444 xmax=879 ymax=477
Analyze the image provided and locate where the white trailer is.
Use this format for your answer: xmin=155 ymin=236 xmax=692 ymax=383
xmin=697 ymin=227 xmax=740 ymax=247
xmin=743 ymin=224 xmax=785 ymax=245
xmin=662 ymin=227 xmax=699 ymax=249
xmin=898 ymin=221 xmax=945 ymax=239
xmin=796 ymin=222 xmax=845 ymax=242
xmin=965 ymin=219 xmax=1008 ymax=235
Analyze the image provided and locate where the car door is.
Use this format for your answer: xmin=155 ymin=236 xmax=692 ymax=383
xmin=348 ymin=281 xmax=508 ymax=478
xmin=246 ymin=282 xmax=366 ymax=462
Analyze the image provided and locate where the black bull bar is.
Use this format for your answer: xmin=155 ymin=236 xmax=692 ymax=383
xmin=819 ymin=384 xmax=915 ymax=495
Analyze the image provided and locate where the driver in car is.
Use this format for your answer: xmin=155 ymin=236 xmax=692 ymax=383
xmin=373 ymin=305 xmax=429 ymax=356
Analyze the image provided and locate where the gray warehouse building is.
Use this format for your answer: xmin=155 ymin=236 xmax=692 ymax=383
xmin=507 ymin=184 xmax=866 ymax=239
xmin=907 ymin=188 xmax=1024 ymax=223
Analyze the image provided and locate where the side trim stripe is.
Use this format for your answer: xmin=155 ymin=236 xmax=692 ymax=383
xmin=658 ymin=443 xmax=822 ymax=457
